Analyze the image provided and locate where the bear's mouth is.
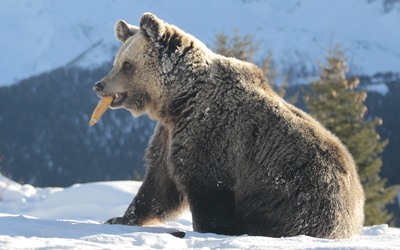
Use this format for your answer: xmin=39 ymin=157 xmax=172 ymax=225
xmin=111 ymin=92 xmax=127 ymax=107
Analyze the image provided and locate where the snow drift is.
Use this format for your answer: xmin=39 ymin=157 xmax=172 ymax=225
xmin=0 ymin=174 xmax=399 ymax=250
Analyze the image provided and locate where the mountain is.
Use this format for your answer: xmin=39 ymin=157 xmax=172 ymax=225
xmin=1 ymin=0 xmax=400 ymax=86
xmin=0 ymin=64 xmax=155 ymax=186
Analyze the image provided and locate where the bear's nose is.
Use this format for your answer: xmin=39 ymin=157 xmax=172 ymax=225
xmin=93 ymin=81 xmax=104 ymax=93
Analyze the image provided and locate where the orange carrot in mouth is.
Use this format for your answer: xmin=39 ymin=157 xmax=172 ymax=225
xmin=89 ymin=96 xmax=114 ymax=126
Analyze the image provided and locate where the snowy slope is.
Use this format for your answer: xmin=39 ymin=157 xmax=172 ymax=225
xmin=1 ymin=0 xmax=400 ymax=85
xmin=0 ymin=174 xmax=399 ymax=250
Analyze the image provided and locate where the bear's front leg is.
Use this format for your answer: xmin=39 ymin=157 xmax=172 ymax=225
xmin=187 ymin=185 xmax=240 ymax=235
xmin=106 ymin=124 xmax=185 ymax=226
xmin=170 ymin=131 xmax=241 ymax=235
xmin=106 ymin=172 xmax=184 ymax=226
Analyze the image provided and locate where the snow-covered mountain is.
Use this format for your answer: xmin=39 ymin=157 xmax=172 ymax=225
xmin=1 ymin=0 xmax=400 ymax=86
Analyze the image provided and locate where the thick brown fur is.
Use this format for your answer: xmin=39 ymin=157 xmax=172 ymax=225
xmin=94 ymin=13 xmax=365 ymax=239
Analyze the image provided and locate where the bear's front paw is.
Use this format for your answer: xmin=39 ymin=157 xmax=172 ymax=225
xmin=105 ymin=216 xmax=138 ymax=225
xmin=105 ymin=216 xmax=125 ymax=225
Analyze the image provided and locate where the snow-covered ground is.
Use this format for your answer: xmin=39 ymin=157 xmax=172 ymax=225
xmin=0 ymin=174 xmax=399 ymax=250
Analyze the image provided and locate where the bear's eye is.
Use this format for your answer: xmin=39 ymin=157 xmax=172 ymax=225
xmin=122 ymin=62 xmax=132 ymax=70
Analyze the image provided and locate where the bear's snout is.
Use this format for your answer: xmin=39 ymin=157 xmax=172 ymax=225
xmin=93 ymin=81 xmax=104 ymax=94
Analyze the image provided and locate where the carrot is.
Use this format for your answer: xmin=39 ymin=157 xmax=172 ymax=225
xmin=89 ymin=96 xmax=114 ymax=126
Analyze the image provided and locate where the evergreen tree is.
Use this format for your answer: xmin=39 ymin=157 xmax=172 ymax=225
xmin=304 ymin=46 xmax=397 ymax=225
xmin=213 ymin=28 xmax=260 ymax=62
xmin=212 ymin=29 xmax=285 ymax=97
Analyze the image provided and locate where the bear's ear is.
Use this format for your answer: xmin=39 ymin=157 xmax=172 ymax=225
xmin=139 ymin=13 xmax=166 ymax=43
xmin=115 ymin=20 xmax=139 ymax=43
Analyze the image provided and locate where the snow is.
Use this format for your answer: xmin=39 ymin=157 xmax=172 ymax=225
xmin=0 ymin=174 xmax=399 ymax=250
xmin=1 ymin=0 xmax=400 ymax=85
xmin=364 ymin=82 xmax=389 ymax=95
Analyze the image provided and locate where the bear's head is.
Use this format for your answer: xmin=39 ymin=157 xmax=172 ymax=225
xmin=93 ymin=13 xmax=212 ymax=120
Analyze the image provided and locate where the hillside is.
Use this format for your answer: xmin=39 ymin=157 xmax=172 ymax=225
xmin=1 ymin=0 xmax=400 ymax=85
xmin=0 ymin=64 xmax=155 ymax=186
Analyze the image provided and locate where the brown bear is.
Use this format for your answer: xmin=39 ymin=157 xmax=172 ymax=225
xmin=93 ymin=13 xmax=365 ymax=239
